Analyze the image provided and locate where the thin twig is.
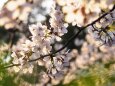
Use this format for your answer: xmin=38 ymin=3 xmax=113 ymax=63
xmin=84 ymin=5 xmax=115 ymax=28
xmin=3 ymin=64 xmax=20 ymax=69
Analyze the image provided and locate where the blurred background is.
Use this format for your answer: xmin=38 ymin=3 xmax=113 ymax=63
xmin=0 ymin=0 xmax=115 ymax=86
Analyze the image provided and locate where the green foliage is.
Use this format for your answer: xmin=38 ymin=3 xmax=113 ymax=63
xmin=62 ymin=63 xmax=115 ymax=86
xmin=0 ymin=45 xmax=19 ymax=86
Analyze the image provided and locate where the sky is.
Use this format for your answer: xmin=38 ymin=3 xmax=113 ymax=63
xmin=0 ymin=0 xmax=8 ymax=10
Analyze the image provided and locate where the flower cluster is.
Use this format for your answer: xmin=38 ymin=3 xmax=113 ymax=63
xmin=11 ymin=3 xmax=69 ymax=79
xmin=49 ymin=4 xmax=68 ymax=41
xmin=87 ymin=8 xmax=115 ymax=46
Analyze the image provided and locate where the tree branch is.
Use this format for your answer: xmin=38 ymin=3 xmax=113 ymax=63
xmin=3 ymin=5 xmax=115 ymax=69
xmin=84 ymin=5 xmax=115 ymax=28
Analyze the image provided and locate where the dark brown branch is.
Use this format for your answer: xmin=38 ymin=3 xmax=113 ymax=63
xmin=84 ymin=5 xmax=115 ymax=28
xmin=4 ymin=64 xmax=20 ymax=69
xmin=3 ymin=5 xmax=115 ymax=69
